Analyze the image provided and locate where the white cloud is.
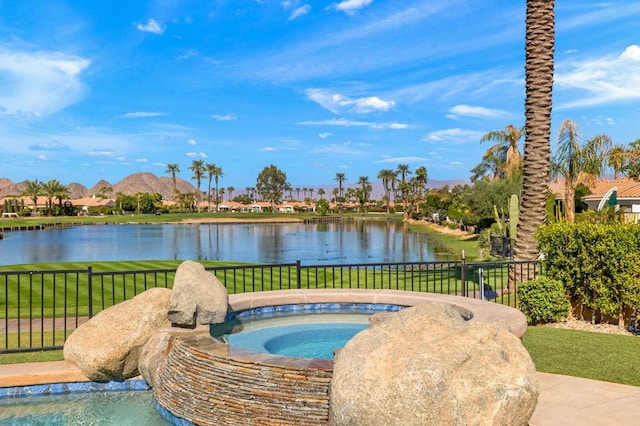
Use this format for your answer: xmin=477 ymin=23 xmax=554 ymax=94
xmin=186 ymin=151 xmax=207 ymax=158
xmin=0 ymin=48 xmax=89 ymax=116
xmin=446 ymin=104 xmax=512 ymax=120
xmin=28 ymin=141 xmax=71 ymax=151
xmin=329 ymin=0 xmax=373 ymax=16
xmin=88 ymin=149 xmax=116 ymax=157
xmin=311 ymin=143 xmax=366 ymax=155
xmin=187 ymin=139 xmax=197 ymax=145
xmin=261 ymin=147 xmax=277 ymax=152
xmin=136 ymin=18 xmax=166 ymax=35
xmin=556 ymin=45 xmax=640 ymax=108
xmin=122 ymin=112 xmax=166 ymax=118
xmin=289 ymin=5 xmax=311 ymax=20
xmin=298 ymin=118 xmax=408 ymax=129
xmin=319 ymin=132 xmax=333 ymax=139
xmin=305 ymin=88 xmax=395 ymax=114
xmin=211 ymin=114 xmax=237 ymax=121
xmin=37 ymin=154 xmax=47 ymax=160
xmin=449 ymin=161 xmax=463 ymax=165
xmin=424 ymin=128 xmax=484 ymax=144
xmin=135 ymin=158 xmax=148 ymax=163
xmin=375 ymin=156 xmax=429 ymax=164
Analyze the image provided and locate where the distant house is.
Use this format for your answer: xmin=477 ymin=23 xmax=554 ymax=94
xmin=73 ymin=196 xmax=116 ymax=215
xmin=581 ymin=178 xmax=640 ymax=222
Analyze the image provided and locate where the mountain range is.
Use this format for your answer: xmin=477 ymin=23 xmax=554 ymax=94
xmin=0 ymin=172 xmax=468 ymax=200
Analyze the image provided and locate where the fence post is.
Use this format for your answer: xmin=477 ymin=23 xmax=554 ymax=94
xmin=296 ymin=260 xmax=302 ymax=289
xmin=461 ymin=255 xmax=467 ymax=297
xmin=87 ymin=266 xmax=93 ymax=319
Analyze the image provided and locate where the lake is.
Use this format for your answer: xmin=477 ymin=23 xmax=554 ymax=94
xmin=0 ymin=219 xmax=452 ymax=265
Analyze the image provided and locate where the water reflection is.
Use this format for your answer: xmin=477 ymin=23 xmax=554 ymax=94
xmin=0 ymin=219 xmax=451 ymax=265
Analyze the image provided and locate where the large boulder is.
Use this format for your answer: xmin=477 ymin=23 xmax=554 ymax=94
xmin=63 ymin=287 xmax=172 ymax=381
xmin=329 ymin=303 xmax=538 ymax=426
xmin=168 ymin=260 xmax=228 ymax=326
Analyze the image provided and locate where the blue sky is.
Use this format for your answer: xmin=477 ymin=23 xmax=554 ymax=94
xmin=1 ymin=0 xmax=639 ymax=190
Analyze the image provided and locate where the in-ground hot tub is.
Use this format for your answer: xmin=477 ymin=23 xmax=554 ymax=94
xmin=153 ymin=289 xmax=527 ymax=425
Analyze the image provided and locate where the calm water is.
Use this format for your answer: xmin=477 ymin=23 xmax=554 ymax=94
xmin=0 ymin=219 xmax=449 ymax=265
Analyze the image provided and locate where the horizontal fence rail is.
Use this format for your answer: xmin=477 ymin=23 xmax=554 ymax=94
xmin=0 ymin=259 xmax=540 ymax=353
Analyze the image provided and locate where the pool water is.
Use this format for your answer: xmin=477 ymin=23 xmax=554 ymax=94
xmin=0 ymin=390 xmax=168 ymax=425
xmin=228 ymin=322 xmax=369 ymax=359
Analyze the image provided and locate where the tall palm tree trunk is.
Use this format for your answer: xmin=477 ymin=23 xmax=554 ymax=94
xmin=512 ymin=0 xmax=555 ymax=290
xmin=515 ymin=0 xmax=555 ymax=261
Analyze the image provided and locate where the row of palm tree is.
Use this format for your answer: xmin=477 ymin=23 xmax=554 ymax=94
xmin=20 ymin=179 xmax=70 ymax=213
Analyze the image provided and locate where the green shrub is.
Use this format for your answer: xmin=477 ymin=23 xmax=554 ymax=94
xmin=536 ymin=222 xmax=640 ymax=323
xmin=517 ymin=277 xmax=570 ymax=325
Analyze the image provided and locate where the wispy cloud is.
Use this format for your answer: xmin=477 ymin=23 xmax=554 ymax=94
xmin=136 ymin=18 xmax=166 ymax=35
xmin=261 ymin=147 xmax=277 ymax=152
xmin=28 ymin=141 xmax=71 ymax=151
xmin=319 ymin=132 xmax=333 ymax=139
xmin=187 ymin=139 xmax=197 ymax=145
xmin=306 ymin=88 xmax=395 ymax=114
xmin=211 ymin=114 xmax=237 ymax=121
xmin=375 ymin=156 xmax=429 ymax=164
xmin=556 ymin=45 xmax=640 ymax=108
xmin=329 ymin=0 xmax=373 ymax=16
xmin=446 ymin=104 xmax=513 ymax=120
xmin=311 ymin=142 xmax=367 ymax=155
xmin=186 ymin=151 xmax=207 ymax=158
xmin=424 ymin=128 xmax=484 ymax=144
xmin=88 ymin=149 xmax=116 ymax=157
xmin=0 ymin=48 xmax=89 ymax=116
xmin=298 ymin=118 xmax=408 ymax=129
xmin=289 ymin=5 xmax=311 ymax=20
xmin=122 ymin=112 xmax=166 ymax=118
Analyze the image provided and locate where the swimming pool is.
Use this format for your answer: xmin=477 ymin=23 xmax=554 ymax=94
xmin=0 ymin=381 xmax=168 ymax=425
xmin=215 ymin=303 xmax=404 ymax=359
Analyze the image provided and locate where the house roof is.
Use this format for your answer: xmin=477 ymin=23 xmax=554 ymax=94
xmin=581 ymin=178 xmax=640 ymax=201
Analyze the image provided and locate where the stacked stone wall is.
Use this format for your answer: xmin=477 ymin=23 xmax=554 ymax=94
xmin=154 ymin=334 xmax=333 ymax=425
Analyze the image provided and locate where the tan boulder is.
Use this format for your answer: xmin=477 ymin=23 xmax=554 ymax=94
xmin=63 ymin=287 xmax=171 ymax=382
xmin=168 ymin=260 xmax=228 ymax=326
xmin=329 ymin=302 xmax=538 ymax=426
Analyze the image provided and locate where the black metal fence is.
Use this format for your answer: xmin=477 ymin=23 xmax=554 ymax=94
xmin=0 ymin=259 xmax=540 ymax=354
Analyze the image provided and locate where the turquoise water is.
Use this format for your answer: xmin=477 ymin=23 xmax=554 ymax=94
xmin=0 ymin=390 xmax=168 ymax=425
xmin=229 ymin=322 xmax=368 ymax=359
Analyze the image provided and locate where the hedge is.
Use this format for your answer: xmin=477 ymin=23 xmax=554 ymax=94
xmin=536 ymin=222 xmax=640 ymax=324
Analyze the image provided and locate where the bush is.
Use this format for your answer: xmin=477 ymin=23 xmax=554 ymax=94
xmin=517 ymin=277 xmax=570 ymax=325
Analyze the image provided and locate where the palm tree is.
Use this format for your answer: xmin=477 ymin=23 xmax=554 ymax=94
xmin=414 ymin=166 xmax=428 ymax=198
xmin=477 ymin=125 xmax=524 ymax=179
xmin=551 ymin=120 xmax=611 ymax=222
xmin=212 ymin=165 xmax=224 ymax=212
xmin=607 ymin=144 xmax=628 ymax=179
xmin=205 ymin=163 xmax=224 ymax=212
xmin=42 ymin=180 xmax=69 ymax=212
xmin=295 ymin=187 xmax=301 ymax=201
xmin=309 ymin=188 xmax=314 ymax=201
xmin=227 ymin=186 xmax=235 ymax=201
xmin=514 ymin=0 xmax=555 ymax=262
xmin=377 ymin=169 xmax=396 ymax=213
xmin=334 ymin=173 xmax=346 ymax=213
xmin=357 ymin=176 xmax=371 ymax=213
xmin=41 ymin=180 xmax=60 ymax=210
xmin=189 ymin=160 xmax=205 ymax=212
xmin=165 ymin=163 xmax=181 ymax=198
xmin=396 ymin=164 xmax=412 ymax=208
xmin=318 ymin=188 xmax=326 ymax=200
xmin=22 ymin=179 xmax=43 ymax=214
